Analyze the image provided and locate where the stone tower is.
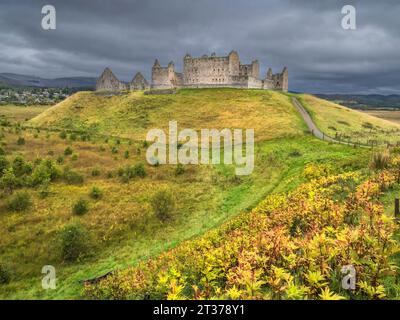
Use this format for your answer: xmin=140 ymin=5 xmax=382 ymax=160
xmin=228 ymin=51 xmax=240 ymax=77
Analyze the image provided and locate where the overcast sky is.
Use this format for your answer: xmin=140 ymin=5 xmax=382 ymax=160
xmin=1 ymin=0 xmax=400 ymax=94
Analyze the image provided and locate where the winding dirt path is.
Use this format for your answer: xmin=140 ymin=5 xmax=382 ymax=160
xmin=291 ymin=97 xmax=370 ymax=148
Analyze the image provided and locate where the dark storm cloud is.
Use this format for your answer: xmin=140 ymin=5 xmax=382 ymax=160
xmin=1 ymin=0 xmax=400 ymax=93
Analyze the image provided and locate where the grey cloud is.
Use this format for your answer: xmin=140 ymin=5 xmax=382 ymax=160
xmin=0 ymin=0 xmax=399 ymax=93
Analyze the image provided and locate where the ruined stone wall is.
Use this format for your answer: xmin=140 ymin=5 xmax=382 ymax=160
xmin=96 ymin=68 xmax=126 ymax=91
xmin=247 ymin=76 xmax=263 ymax=89
xmin=130 ymin=72 xmax=149 ymax=90
xmin=97 ymin=51 xmax=288 ymax=92
xmin=152 ymin=66 xmax=173 ymax=89
xmin=184 ymin=55 xmax=231 ymax=86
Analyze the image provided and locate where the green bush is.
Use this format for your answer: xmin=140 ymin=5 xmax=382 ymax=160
xmin=175 ymin=163 xmax=185 ymax=176
xmin=111 ymin=147 xmax=118 ymax=154
xmin=57 ymin=156 xmax=64 ymax=164
xmin=0 ymin=147 xmax=5 ymax=156
xmin=17 ymin=137 xmax=25 ymax=145
xmin=69 ymin=133 xmax=77 ymax=141
xmin=91 ymin=168 xmax=101 ymax=177
xmin=64 ymin=147 xmax=73 ymax=156
xmin=89 ymin=186 xmax=103 ymax=200
xmin=71 ymin=154 xmax=78 ymax=161
xmin=12 ymin=156 xmax=32 ymax=177
xmin=63 ymin=167 xmax=84 ymax=185
xmin=58 ymin=223 xmax=90 ymax=262
xmin=0 ymin=156 xmax=10 ymax=176
xmin=119 ymin=163 xmax=146 ymax=183
xmin=124 ymin=150 xmax=130 ymax=159
xmin=133 ymin=163 xmax=146 ymax=178
xmin=7 ymin=191 xmax=32 ymax=212
xmin=72 ymin=198 xmax=89 ymax=215
xmin=30 ymin=159 xmax=60 ymax=186
xmin=0 ymin=264 xmax=11 ymax=284
xmin=59 ymin=131 xmax=67 ymax=139
xmin=0 ymin=168 xmax=18 ymax=193
xmin=150 ymin=189 xmax=175 ymax=221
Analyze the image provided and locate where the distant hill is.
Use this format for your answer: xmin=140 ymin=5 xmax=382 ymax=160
xmin=316 ymin=94 xmax=400 ymax=110
xmin=0 ymin=73 xmax=97 ymax=89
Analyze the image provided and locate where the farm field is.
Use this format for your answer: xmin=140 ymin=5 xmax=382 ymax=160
xmin=363 ymin=110 xmax=400 ymax=125
xmin=0 ymin=105 xmax=50 ymax=124
xmin=0 ymin=89 xmax=399 ymax=299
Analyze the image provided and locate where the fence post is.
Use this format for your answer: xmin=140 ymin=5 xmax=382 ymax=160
xmin=395 ymin=199 xmax=400 ymax=220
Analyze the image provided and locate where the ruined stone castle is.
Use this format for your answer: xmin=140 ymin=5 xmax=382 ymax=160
xmin=96 ymin=51 xmax=288 ymax=92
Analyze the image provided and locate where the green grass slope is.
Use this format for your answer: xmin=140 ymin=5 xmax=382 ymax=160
xmin=2 ymin=89 xmax=398 ymax=299
xmin=30 ymin=89 xmax=305 ymax=142
xmin=298 ymin=94 xmax=400 ymax=145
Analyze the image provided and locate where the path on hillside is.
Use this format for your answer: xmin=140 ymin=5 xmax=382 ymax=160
xmin=291 ymin=97 xmax=335 ymax=142
xmin=291 ymin=97 xmax=371 ymax=148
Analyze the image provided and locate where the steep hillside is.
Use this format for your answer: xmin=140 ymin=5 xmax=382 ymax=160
xmin=298 ymin=94 xmax=400 ymax=145
xmin=30 ymin=89 xmax=305 ymax=142
xmin=2 ymin=89 xmax=399 ymax=299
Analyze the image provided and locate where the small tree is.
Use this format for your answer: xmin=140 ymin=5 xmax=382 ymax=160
xmin=59 ymin=131 xmax=67 ymax=139
xmin=64 ymin=147 xmax=73 ymax=156
xmin=17 ymin=137 xmax=25 ymax=145
xmin=0 ymin=168 xmax=18 ymax=194
xmin=72 ymin=198 xmax=89 ymax=215
xmin=58 ymin=223 xmax=90 ymax=262
xmin=89 ymin=186 xmax=103 ymax=200
xmin=133 ymin=163 xmax=146 ymax=178
xmin=151 ymin=189 xmax=175 ymax=221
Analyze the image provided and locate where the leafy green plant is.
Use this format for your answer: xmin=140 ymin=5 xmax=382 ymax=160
xmin=0 ymin=263 xmax=11 ymax=284
xmin=58 ymin=223 xmax=91 ymax=262
xmin=17 ymin=137 xmax=25 ymax=145
xmin=64 ymin=147 xmax=73 ymax=156
xmin=59 ymin=131 xmax=67 ymax=139
xmin=151 ymin=189 xmax=175 ymax=221
xmin=7 ymin=191 xmax=32 ymax=212
xmin=72 ymin=198 xmax=89 ymax=215
xmin=62 ymin=167 xmax=84 ymax=185
xmin=174 ymin=163 xmax=185 ymax=176
xmin=89 ymin=186 xmax=103 ymax=200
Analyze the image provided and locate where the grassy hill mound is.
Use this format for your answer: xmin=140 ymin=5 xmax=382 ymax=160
xmin=30 ymin=89 xmax=305 ymax=142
